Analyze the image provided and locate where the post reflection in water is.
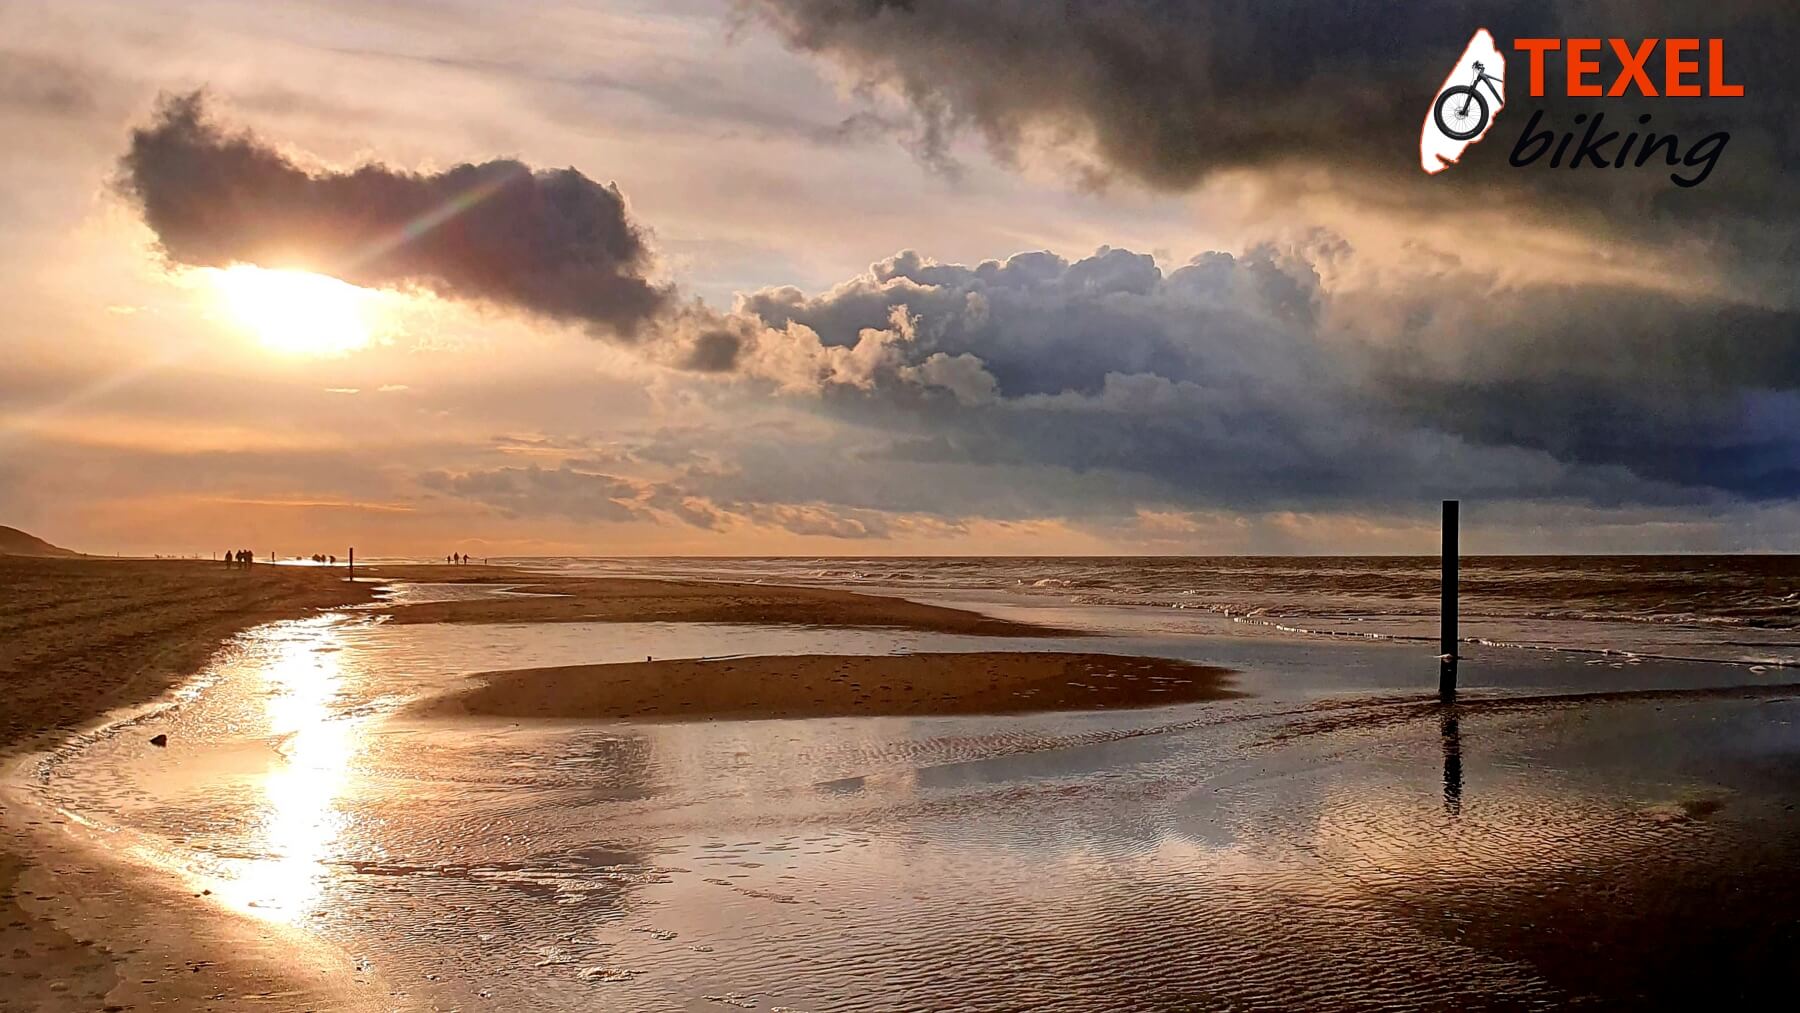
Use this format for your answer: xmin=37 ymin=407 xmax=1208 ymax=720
xmin=1440 ymin=709 xmax=1463 ymax=816
xmin=215 ymin=617 xmax=363 ymax=922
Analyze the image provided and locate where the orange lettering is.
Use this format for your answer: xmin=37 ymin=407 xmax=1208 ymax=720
xmin=1708 ymin=38 xmax=1744 ymax=96
xmin=1566 ymin=38 xmax=1602 ymax=96
xmin=1513 ymin=38 xmax=1561 ymax=97
xmin=1608 ymin=38 xmax=1658 ymax=96
xmin=1665 ymin=38 xmax=1701 ymax=96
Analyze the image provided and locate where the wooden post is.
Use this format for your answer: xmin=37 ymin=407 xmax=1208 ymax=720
xmin=1439 ymin=499 xmax=1459 ymax=701
xmin=348 ymin=547 xmax=354 ymax=580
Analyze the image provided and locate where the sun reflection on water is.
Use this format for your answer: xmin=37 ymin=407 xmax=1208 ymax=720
xmin=213 ymin=616 xmax=363 ymax=922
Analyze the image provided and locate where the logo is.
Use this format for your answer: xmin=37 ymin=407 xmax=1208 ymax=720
xmin=1421 ymin=35 xmax=1742 ymax=186
xmin=1421 ymin=29 xmax=1506 ymax=174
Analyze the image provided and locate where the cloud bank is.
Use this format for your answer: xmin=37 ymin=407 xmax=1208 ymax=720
xmin=719 ymin=241 xmax=1800 ymax=510
xmin=421 ymin=238 xmax=1800 ymax=534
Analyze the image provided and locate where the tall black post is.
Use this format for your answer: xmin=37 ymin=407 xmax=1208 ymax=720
xmin=348 ymin=546 xmax=355 ymax=580
xmin=1439 ymin=499 xmax=1459 ymax=701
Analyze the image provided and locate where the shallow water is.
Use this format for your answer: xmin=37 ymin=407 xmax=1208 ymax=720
xmin=26 ymin=601 xmax=1800 ymax=1009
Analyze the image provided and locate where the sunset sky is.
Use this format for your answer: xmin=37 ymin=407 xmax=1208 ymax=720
xmin=3 ymin=0 xmax=1797 ymax=557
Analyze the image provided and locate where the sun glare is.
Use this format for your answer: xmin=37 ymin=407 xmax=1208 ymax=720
xmin=212 ymin=265 xmax=378 ymax=355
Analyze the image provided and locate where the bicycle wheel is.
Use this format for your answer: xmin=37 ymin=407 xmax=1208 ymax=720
xmin=1433 ymin=85 xmax=1488 ymax=140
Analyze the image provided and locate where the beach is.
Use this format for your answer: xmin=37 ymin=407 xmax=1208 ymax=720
xmin=4 ymin=554 xmax=1800 ymax=1010
xmin=0 ymin=556 xmax=385 ymax=1011
xmin=0 ymin=555 xmax=1193 ymax=1010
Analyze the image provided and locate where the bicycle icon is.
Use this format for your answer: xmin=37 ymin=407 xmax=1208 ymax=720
xmin=1433 ymin=60 xmax=1504 ymax=140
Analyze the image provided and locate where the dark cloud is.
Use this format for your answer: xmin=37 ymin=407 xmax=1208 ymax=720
xmin=118 ymin=91 xmax=672 ymax=336
xmin=730 ymin=242 xmax=1800 ymax=508
xmin=743 ymin=1 xmax=1800 ymax=275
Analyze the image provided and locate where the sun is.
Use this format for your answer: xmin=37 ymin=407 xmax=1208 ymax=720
xmin=211 ymin=265 xmax=378 ymax=356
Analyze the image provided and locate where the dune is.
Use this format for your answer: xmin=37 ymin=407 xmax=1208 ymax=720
xmin=0 ymin=524 xmax=80 ymax=557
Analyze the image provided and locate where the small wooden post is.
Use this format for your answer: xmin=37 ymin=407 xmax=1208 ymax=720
xmin=1439 ymin=500 xmax=1459 ymax=701
xmin=348 ymin=547 xmax=354 ymax=580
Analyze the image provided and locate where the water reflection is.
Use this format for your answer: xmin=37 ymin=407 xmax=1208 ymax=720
xmin=38 ymin=611 xmax=1800 ymax=1010
xmin=214 ymin=617 xmax=363 ymax=921
xmin=1441 ymin=710 xmax=1464 ymax=816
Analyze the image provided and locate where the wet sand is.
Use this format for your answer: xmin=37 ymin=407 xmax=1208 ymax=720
xmin=0 ymin=556 xmax=1118 ymax=1010
xmin=0 ymin=556 xmax=387 ymax=1009
xmin=0 ymin=830 xmax=388 ymax=1013
xmin=417 ymin=652 xmax=1239 ymax=721
xmin=0 ymin=557 xmax=1078 ymax=752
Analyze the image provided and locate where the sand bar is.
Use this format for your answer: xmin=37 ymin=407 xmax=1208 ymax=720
xmin=416 ymin=651 xmax=1240 ymax=722
xmin=372 ymin=567 xmax=1082 ymax=636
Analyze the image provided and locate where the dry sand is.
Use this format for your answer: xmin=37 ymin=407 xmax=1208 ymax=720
xmin=417 ymin=651 xmax=1239 ymax=722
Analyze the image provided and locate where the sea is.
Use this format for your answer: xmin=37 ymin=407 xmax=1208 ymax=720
xmin=517 ymin=554 xmax=1800 ymax=667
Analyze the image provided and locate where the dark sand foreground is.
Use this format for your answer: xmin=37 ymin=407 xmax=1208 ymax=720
xmin=418 ymin=652 xmax=1239 ymax=721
